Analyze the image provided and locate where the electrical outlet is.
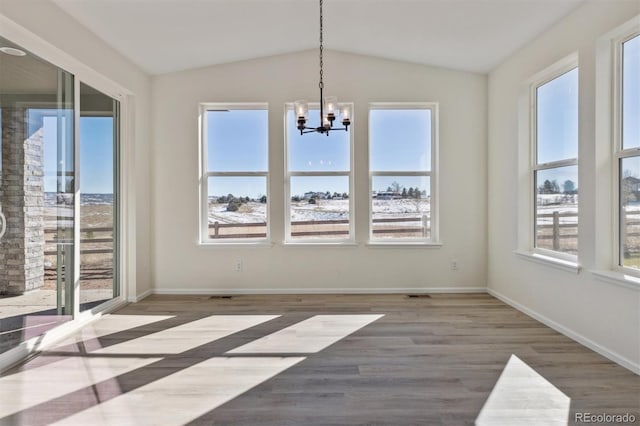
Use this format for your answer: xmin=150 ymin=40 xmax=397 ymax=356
xmin=234 ymin=259 xmax=243 ymax=272
xmin=450 ymin=259 xmax=459 ymax=271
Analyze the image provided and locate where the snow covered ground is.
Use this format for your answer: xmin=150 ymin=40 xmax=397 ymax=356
xmin=208 ymin=202 xmax=267 ymax=224
xmin=536 ymin=195 xmax=578 ymax=226
xmin=289 ymin=199 xmax=350 ymax=222
xmin=372 ymin=199 xmax=430 ymax=217
xmin=206 ymin=197 xmax=640 ymax=227
xmin=537 ymin=193 xmax=577 ymax=206
xmin=207 ymin=199 xmax=431 ymax=224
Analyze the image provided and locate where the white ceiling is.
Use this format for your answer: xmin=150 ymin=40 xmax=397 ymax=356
xmin=51 ymin=0 xmax=585 ymax=75
xmin=0 ymin=36 xmax=59 ymax=94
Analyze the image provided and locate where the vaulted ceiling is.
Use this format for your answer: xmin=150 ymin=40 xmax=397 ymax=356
xmin=51 ymin=0 xmax=585 ymax=75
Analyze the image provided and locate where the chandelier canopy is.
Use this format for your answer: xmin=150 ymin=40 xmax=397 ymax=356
xmin=294 ymin=0 xmax=352 ymax=136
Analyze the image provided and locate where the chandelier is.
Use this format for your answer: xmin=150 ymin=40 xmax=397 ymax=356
xmin=294 ymin=0 xmax=352 ymax=135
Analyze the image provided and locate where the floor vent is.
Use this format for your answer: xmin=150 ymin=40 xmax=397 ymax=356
xmin=406 ymin=294 xmax=431 ymax=298
xmin=209 ymin=295 xmax=233 ymax=300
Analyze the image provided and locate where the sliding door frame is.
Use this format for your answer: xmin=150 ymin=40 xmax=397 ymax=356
xmin=0 ymin=14 xmax=135 ymax=371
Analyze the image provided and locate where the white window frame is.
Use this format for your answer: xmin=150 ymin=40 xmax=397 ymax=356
xmin=613 ymin=30 xmax=640 ymax=276
xmin=528 ymin=55 xmax=579 ymax=263
xmin=368 ymin=102 xmax=439 ymax=244
xmin=284 ymin=102 xmax=355 ymax=244
xmin=199 ymin=102 xmax=270 ymax=244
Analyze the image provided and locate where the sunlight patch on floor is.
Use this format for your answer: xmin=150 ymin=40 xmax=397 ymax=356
xmin=228 ymin=314 xmax=384 ymax=354
xmin=49 ymin=356 xmax=306 ymax=426
xmin=1 ymin=313 xmax=384 ymax=424
xmin=53 ymin=314 xmax=174 ymax=349
xmin=476 ymin=354 xmax=570 ymax=425
xmin=0 ymin=356 xmax=161 ymax=418
xmin=93 ymin=315 xmax=279 ymax=355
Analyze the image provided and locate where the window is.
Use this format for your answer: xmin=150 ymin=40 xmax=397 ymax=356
xmin=200 ymin=104 xmax=269 ymax=242
xmin=532 ymin=66 xmax=579 ymax=259
xmin=616 ymin=33 xmax=640 ymax=270
xmin=78 ymin=82 xmax=121 ymax=310
xmin=369 ymin=104 xmax=438 ymax=243
xmin=285 ymin=104 xmax=354 ymax=242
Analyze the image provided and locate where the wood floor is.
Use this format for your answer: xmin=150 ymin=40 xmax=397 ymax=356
xmin=0 ymin=293 xmax=638 ymax=425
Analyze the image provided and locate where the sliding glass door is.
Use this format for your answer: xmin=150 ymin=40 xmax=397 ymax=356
xmin=79 ymin=83 xmax=120 ymax=311
xmin=0 ymin=35 xmax=121 ymax=354
xmin=38 ymin=70 xmax=76 ymax=316
xmin=0 ymin=36 xmax=76 ymax=354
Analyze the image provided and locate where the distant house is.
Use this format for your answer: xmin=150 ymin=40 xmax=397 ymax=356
xmin=623 ymin=176 xmax=640 ymax=192
xmin=622 ymin=176 xmax=640 ymax=202
xmin=302 ymin=191 xmax=329 ymax=200
xmin=375 ymin=191 xmax=401 ymax=200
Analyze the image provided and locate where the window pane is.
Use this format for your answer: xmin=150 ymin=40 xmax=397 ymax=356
xmin=622 ymin=35 xmax=640 ymax=150
xmin=79 ymin=81 xmax=120 ymax=312
xmin=371 ymin=176 xmax=431 ymax=240
xmin=536 ymin=68 xmax=578 ymax=164
xmin=289 ymin=176 xmax=350 ymax=240
xmin=207 ymin=176 xmax=267 ymax=239
xmin=370 ymin=109 xmax=431 ymax=171
xmin=534 ymin=166 xmax=578 ymax=254
xmin=287 ymin=109 xmax=350 ymax=172
xmin=620 ymin=156 xmax=640 ymax=269
xmin=207 ymin=109 xmax=267 ymax=172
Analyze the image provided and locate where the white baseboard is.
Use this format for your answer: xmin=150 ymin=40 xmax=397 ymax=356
xmin=487 ymin=288 xmax=640 ymax=375
xmin=152 ymin=286 xmax=488 ymax=296
xmin=85 ymin=297 xmax=128 ymax=315
xmin=128 ymin=288 xmax=153 ymax=303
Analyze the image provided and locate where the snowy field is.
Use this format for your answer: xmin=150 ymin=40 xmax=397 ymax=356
xmin=536 ymin=194 xmax=577 ymax=221
xmin=535 ymin=196 xmax=640 ymax=224
xmin=207 ymin=199 xmax=431 ymax=224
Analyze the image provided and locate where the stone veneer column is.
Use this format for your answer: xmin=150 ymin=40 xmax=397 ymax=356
xmin=0 ymin=107 xmax=45 ymax=294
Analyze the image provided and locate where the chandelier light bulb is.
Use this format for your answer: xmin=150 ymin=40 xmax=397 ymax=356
xmin=294 ymin=100 xmax=308 ymax=120
xmin=324 ymin=96 xmax=338 ymax=116
xmin=323 ymin=114 xmax=331 ymax=128
xmin=340 ymin=104 xmax=352 ymax=124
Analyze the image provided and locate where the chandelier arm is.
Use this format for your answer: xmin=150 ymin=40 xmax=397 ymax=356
xmin=300 ymin=126 xmax=349 ymax=135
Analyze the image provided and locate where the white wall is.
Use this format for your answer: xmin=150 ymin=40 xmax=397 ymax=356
xmin=488 ymin=0 xmax=640 ymax=372
xmin=152 ymin=50 xmax=487 ymax=293
xmin=0 ymin=0 xmax=153 ymax=300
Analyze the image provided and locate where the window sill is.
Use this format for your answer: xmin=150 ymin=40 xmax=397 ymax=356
xmin=367 ymin=241 xmax=443 ymax=248
xmin=514 ymin=249 xmax=581 ymax=274
xmin=591 ymin=270 xmax=640 ymax=291
xmin=198 ymin=241 xmax=274 ymax=249
xmin=283 ymin=241 xmax=359 ymax=248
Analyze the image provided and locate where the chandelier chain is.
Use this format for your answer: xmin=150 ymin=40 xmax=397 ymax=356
xmin=319 ymin=0 xmax=323 ymax=90
xmin=295 ymin=0 xmax=350 ymax=135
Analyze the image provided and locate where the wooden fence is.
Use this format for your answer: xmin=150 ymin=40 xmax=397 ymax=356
xmin=209 ymin=216 xmax=431 ymax=239
xmin=42 ymin=211 xmax=640 ymax=250
xmin=537 ymin=211 xmax=640 ymax=251
xmin=44 ymin=226 xmax=113 ymax=255
xmin=536 ymin=212 xmax=576 ymax=251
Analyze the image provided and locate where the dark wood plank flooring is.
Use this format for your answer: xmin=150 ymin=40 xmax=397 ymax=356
xmin=1 ymin=293 xmax=638 ymax=425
